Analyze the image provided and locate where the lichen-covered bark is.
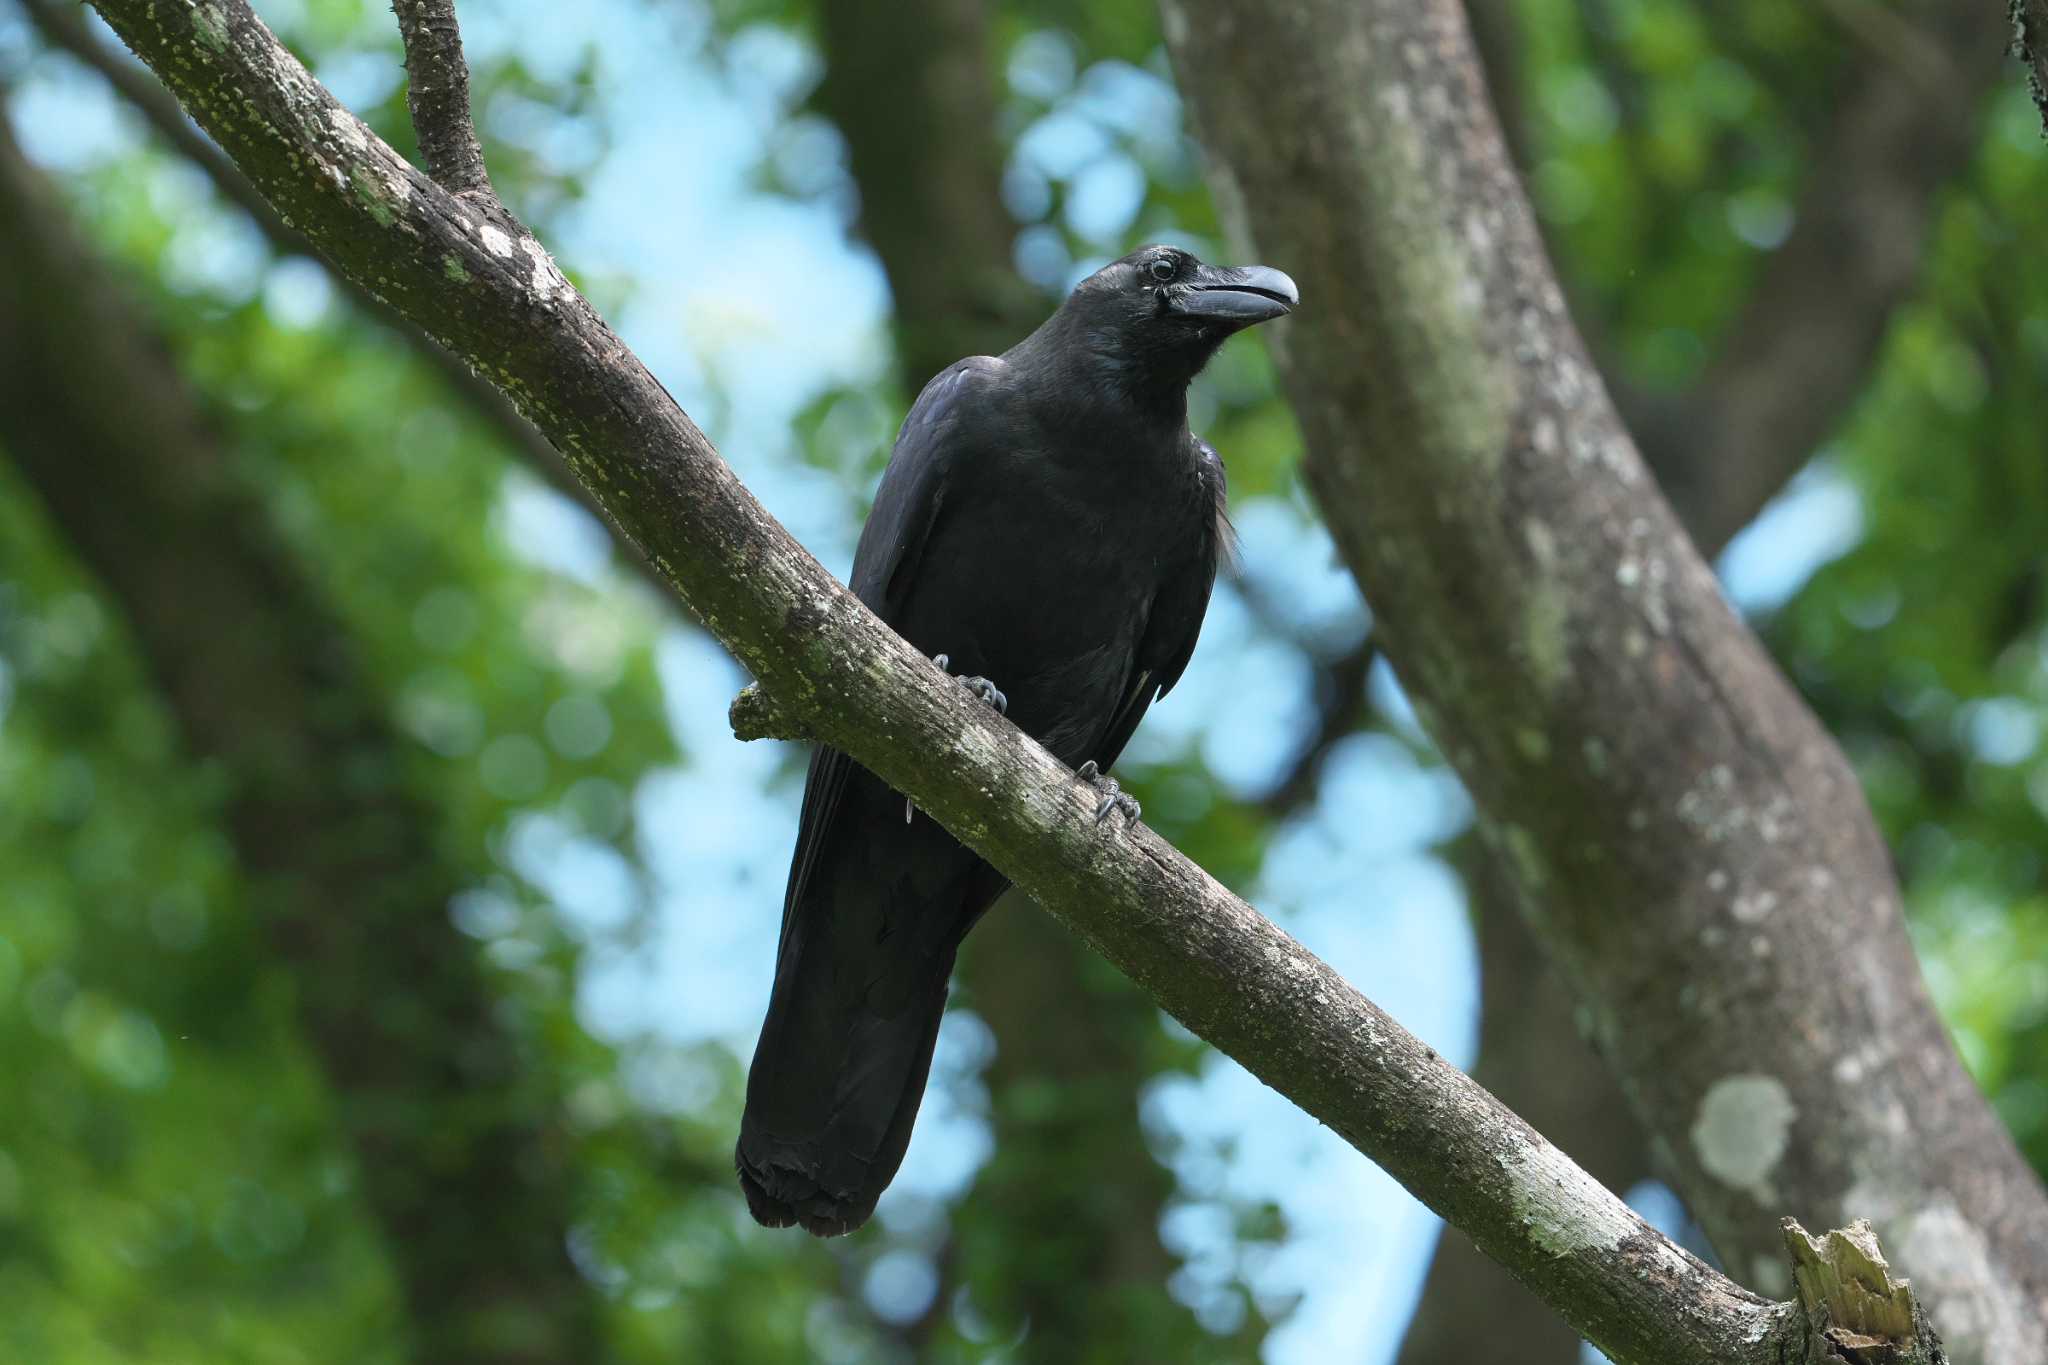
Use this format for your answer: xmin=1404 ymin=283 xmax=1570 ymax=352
xmin=0 ymin=116 xmax=598 ymax=1365
xmin=1161 ymin=3 xmax=2048 ymax=1360
xmin=2015 ymin=0 xmax=2048 ymax=134
xmin=75 ymin=2 xmax=1941 ymax=1357
xmin=1401 ymin=10 xmax=2007 ymax=1359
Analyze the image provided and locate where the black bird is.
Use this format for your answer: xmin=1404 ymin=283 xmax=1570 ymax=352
xmin=737 ymin=245 xmax=1297 ymax=1236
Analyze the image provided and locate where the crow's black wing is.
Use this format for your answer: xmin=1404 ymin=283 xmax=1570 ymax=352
xmin=1090 ymin=437 xmax=1231 ymax=770
xmin=848 ymin=356 xmax=1008 ymax=622
xmin=779 ymin=354 xmax=1008 ymax=943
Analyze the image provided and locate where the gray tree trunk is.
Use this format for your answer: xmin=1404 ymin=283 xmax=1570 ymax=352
xmin=1161 ymin=2 xmax=2048 ymax=1359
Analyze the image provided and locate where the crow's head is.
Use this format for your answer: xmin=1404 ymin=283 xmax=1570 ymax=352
xmin=1056 ymin=244 xmax=1297 ymax=395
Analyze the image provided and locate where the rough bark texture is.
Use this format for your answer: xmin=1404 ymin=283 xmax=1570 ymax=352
xmin=0 ymin=116 xmax=598 ymax=1365
xmin=1400 ymin=8 xmax=2008 ymax=1360
xmin=391 ymin=0 xmax=492 ymax=198
xmin=1161 ymin=4 xmax=2048 ymax=1361
xmin=71 ymin=2 xmax=1882 ymax=1357
xmin=2016 ymin=0 xmax=2048 ymax=133
xmin=812 ymin=2 xmax=1213 ymax=1351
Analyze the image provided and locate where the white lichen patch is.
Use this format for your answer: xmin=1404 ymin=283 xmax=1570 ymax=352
xmin=326 ymin=106 xmax=369 ymax=154
xmin=478 ymin=223 xmax=515 ymax=258
xmin=1613 ymin=551 xmax=1672 ymax=635
xmin=523 ymin=238 xmax=570 ymax=302
xmin=1675 ymin=763 xmax=1741 ymax=841
xmin=1730 ymin=889 xmax=1778 ymax=922
xmin=1753 ymin=794 xmax=1795 ymax=843
xmin=1831 ymin=1042 xmax=1888 ymax=1086
xmin=1691 ymin=1074 xmax=1796 ymax=1204
xmin=1497 ymin=1131 xmax=1636 ymax=1258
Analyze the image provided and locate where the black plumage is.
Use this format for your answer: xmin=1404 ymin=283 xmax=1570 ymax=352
xmin=737 ymin=245 xmax=1297 ymax=1236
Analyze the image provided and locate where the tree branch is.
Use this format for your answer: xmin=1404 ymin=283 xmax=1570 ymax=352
xmin=78 ymin=2 xmax=1946 ymax=1358
xmin=391 ymin=0 xmax=491 ymax=199
xmin=1162 ymin=2 xmax=2048 ymax=1358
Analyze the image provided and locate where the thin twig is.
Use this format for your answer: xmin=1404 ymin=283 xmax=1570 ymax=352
xmin=391 ymin=0 xmax=493 ymax=199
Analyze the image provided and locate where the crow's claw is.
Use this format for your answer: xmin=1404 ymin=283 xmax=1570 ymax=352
xmin=1074 ymin=760 xmax=1141 ymax=827
xmin=961 ymin=676 xmax=1007 ymax=714
xmin=930 ymin=652 xmax=1007 ymax=716
xmin=909 ymin=653 xmax=1009 ymax=824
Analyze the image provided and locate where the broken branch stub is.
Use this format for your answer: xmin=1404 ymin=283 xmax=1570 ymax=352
xmin=1784 ymin=1219 xmax=1946 ymax=1365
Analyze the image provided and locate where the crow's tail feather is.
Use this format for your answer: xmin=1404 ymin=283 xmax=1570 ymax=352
xmin=737 ymin=758 xmax=1002 ymax=1237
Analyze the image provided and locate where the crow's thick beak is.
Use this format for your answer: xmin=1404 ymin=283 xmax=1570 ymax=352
xmin=1170 ymin=263 xmax=1299 ymax=323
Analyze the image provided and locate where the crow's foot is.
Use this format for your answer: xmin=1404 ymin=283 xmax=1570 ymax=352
xmin=1074 ymin=760 xmax=1141 ymax=826
xmin=930 ymin=653 xmax=1007 ymax=716
xmin=907 ymin=654 xmax=1009 ymax=824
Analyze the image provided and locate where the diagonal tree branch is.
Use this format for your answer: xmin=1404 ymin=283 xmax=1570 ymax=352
xmin=77 ymin=2 xmax=1946 ymax=1359
xmin=1162 ymin=2 xmax=2048 ymax=1360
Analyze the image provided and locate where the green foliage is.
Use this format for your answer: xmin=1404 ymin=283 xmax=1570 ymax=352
xmin=0 ymin=465 xmax=407 ymax=1364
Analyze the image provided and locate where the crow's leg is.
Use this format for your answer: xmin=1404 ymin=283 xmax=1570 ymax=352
xmin=907 ymin=654 xmax=1009 ymax=824
xmin=1074 ymin=760 xmax=1141 ymax=826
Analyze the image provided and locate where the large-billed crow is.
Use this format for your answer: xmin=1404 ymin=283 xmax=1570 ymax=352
xmin=738 ymin=245 xmax=1297 ymax=1235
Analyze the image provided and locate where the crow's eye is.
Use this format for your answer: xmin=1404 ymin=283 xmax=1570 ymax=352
xmin=1148 ymin=257 xmax=1176 ymax=282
